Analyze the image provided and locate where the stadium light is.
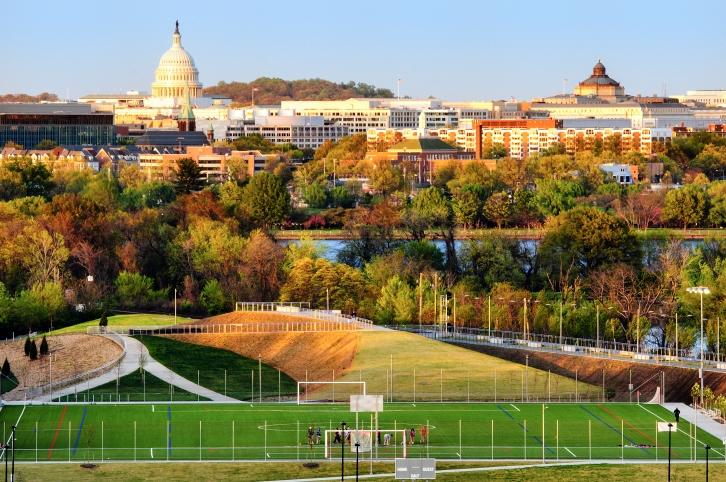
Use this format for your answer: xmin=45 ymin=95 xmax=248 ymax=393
xmin=686 ymin=286 xmax=711 ymax=408
xmin=705 ymin=444 xmax=711 ymax=482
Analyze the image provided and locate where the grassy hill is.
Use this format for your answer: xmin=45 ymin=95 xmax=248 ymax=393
xmin=203 ymin=77 xmax=393 ymax=105
xmin=52 ymin=314 xmax=192 ymax=335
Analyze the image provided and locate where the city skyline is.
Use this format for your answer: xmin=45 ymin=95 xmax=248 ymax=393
xmin=3 ymin=0 xmax=726 ymax=101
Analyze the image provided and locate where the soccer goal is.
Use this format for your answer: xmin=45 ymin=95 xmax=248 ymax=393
xmin=297 ymin=381 xmax=366 ymax=404
xmin=323 ymin=429 xmax=408 ymax=459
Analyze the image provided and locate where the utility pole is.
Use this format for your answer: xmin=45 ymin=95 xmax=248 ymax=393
xmin=418 ymin=273 xmax=423 ymax=330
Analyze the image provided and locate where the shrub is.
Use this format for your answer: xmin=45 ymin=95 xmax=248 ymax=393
xmin=24 ymin=337 xmax=31 ymax=356
xmin=99 ymin=310 xmax=109 ymax=327
xmin=199 ymin=280 xmax=225 ymax=315
xmin=1 ymin=358 xmax=10 ymax=377
xmin=28 ymin=339 xmax=38 ymax=360
xmin=39 ymin=336 xmax=49 ymax=356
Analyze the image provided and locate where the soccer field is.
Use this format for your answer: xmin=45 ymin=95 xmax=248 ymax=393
xmin=0 ymin=402 xmax=722 ymax=463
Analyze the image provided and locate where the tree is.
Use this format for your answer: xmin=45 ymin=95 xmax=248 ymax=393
xmin=459 ymin=237 xmax=525 ymax=292
xmin=376 ymin=275 xmax=416 ymax=324
xmin=663 ymin=185 xmax=709 ymax=228
xmin=16 ymin=225 xmax=69 ymax=286
xmin=8 ymin=160 xmax=53 ymax=198
xmin=329 ymin=185 xmax=354 ymax=208
xmin=1 ymin=358 xmax=10 ymax=377
xmin=369 ymin=163 xmax=403 ymax=196
xmin=406 ymin=187 xmax=457 ymax=272
xmin=303 ymin=182 xmax=328 ymax=208
xmin=452 ymin=184 xmax=486 ymax=228
xmin=39 ymin=336 xmax=49 ymax=356
xmin=115 ymin=272 xmax=154 ymax=307
xmin=199 ymin=279 xmax=225 ymax=314
xmin=35 ymin=139 xmax=57 ymax=150
xmin=242 ymin=172 xmax=290 ymax=228
xmin=174 ymin=158 xmax=204 ymax=194
xmin=99 ymin=310 xmax=108 ymax=327
xmin=28 ymin=339 xmax=38 ymax=360
xmin=534 ymin=179 xmax=585 ymax=217
xmin=539 ymin=207 xmax=641 ymax=281
xmin=483 ymin=191 xmax=512 ymax=228
xmin=613 ymin=190 xmax=664 ymax=230
xmin=24 ymin=337 xmax=31 ymax=357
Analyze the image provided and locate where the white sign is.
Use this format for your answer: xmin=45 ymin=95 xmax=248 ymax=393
xmin=657 ymin=422 xmax=677 ymax=432
xmin=395 ymin=458 xmax=436 ymax=480
xmin=350 ymin=394 xmax=383 ymax=413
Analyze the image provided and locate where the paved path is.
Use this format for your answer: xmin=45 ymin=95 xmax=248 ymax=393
xmin=35 ymin=335 xmax=237 ymax=403
xmin=663 ymin=402 xmax=726 ymax=442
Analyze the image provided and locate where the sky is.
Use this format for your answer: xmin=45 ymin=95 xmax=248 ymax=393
xmin=3 ymin=0 xmax=726 ymax=101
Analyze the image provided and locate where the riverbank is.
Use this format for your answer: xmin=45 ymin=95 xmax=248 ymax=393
xmin=275 ymin=227 xmax=725 ymax=240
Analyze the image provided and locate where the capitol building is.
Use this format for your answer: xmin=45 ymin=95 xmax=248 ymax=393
xmin=146 ymin=21 xmax=203 ymax=108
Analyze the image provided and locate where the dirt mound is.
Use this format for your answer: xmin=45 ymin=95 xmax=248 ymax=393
xmin=0 ymin=334 xmax=122 ymax=396
xmin=166 ymin=318 xmax=359 ymax=383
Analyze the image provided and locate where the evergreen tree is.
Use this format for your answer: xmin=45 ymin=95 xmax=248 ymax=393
xmin=99 ymin=310 xmax=108 ymax=327
xmin=39 ymin=336 xmax=49 ymax=356
xmin=29 ymin=339 xmax=38 ymax=360
xmin=174 ymin=158 xmax=204 ymax=194
xmin=1 ymin=358 xmax=10 ymax=377
xmin=24 ymin=337 xmax=31 ymax=356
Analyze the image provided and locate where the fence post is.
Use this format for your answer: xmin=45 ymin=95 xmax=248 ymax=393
xmin=494 ymin=370 xmax=497 ymax=403
xmin=225 ymin=370 xmax=227 ymax=397
xmin=296 ymin=420 xmax=299 ymax=461
xmin=199 ymin=420 xmax=202 ymax=461
xmin=440 ymin=369 xmax=443 ymax=403
xmin=232 ymin=420 xmax=235 ymax=462
xmin=621 ymin=419 xmax=624 ymax=460
xmin=413 ymin=368 xmax=416 ymax=403
xmin=523 ymin=419 xmax=527 ymax=460
xmin=588 ymin=419 xmax=591 ymax=461
xmin=134 ymin=421 xmax=137 ymax=461
xmin=35 ymin=421 xmax=38 ymax=463
xmin=68 ymin=421 xmax=71 ymax=461
xmin=264 ymin=420 xmax=267 ymax=460
xmin=467 ymin=371 xmax=470 ymax=403
xmin=556 ymin=420 xmax=559 ymax=460
xmin=167 ymin=420 xmax=170 ymax=461
xmin=459 ymin=420 xmax=462 ymax=459
xmin=491 ymin=419 xmax=494 ymax=460
xmin=102 ymin=420 xmax=104 ymax=461
xmin=278 ymin=370 xmax=281 ymax=403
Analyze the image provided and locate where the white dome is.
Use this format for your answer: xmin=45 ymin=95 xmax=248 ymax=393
xmin=151 ymin=24 xmax=203 ymax=100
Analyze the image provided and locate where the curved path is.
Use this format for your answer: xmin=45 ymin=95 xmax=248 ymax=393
xmin=34 ymin=335 xmax=237 ymax=403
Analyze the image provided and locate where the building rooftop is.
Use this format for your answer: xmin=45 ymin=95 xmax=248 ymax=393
xmin=388 ymin=137 xmax=458 ymax=152
xmin=0 ymin=103 xmax=101 ymax=115
xmin=135 ymin=129 xmax=209 ymax=147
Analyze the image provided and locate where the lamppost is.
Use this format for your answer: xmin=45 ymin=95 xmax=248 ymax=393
xmin=668 ymin=407 xmax=680 ymax=482
xmin=705 ymin=443 xmax=711 ymax=482
xmin=687 ymin=286 xmax=711 ymax=409
xmin=340 ymin=421 xmax=347 ymax=481
xmin=10 ymin=425 xmax=15 ymax=482
xmin=354 ymin=441 xmax=360 ymax=481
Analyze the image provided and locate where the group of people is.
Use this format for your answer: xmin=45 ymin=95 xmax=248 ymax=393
xmin=306 ymin=424 xmax=430 ymax=448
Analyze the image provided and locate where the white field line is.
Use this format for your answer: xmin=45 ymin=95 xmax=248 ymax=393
xmin=150 ymin=447 xmax=154 ymax=459
xmin=565 ymin=447 xmax=576 ymax=457
xmin=0 ymin=404 xmax=27 ymax=461
xmin=637 ymin=404 xmax=725 ymax=458
xmin=510 ymin=404 xmax=520 ymax=412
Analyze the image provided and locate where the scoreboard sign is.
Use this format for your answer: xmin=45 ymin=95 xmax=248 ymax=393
xmin=395 ymin=458 xmax=436 ymax=480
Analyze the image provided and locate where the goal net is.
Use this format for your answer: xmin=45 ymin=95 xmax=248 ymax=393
xmin=297 ymin=381 xmax=366 ymax=404
xmin=324 ymin=429 xmax=408 ymax=459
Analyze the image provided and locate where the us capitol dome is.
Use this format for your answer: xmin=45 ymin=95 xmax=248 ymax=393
xmin=150 ymin=21 xmax=203 ymax=100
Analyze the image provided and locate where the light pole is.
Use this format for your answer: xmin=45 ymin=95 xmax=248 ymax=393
xmin=354 ymin=441 xmax=360 ymax=481
xmin=687 ymin=286 xmax=711 ymax=409
xmin=326 ymin=288 xmax=330 ymax=311
xmin=174 ymin=288 xmax=177 ymax=325
xmin=668 ymin=407 xmax=680 ymax=482
xmin=10 ymin=425 xmax=15 ymax=482
xmin=705 ymin=443 xmax=711 ymax=482
xmin=340 ymin=421 xmax=347 ymax=482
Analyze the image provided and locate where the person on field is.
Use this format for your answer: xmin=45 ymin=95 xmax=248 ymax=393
xmin=333 ymin=428 xmax=342 ymax=444
xmin=420 ymin=424 xmax=428 ymax=444
xmin=409 ymin=427 xmax=415 ymax=445
xmin=377 ymin=430 xmax=381 ymax=445
xmin=383 ymin=433 xmax=391 ymax=446
xmin=307 ymin=426 xmax=314 ymax=448
xmin=315 ymin=426 xmax=321 ymax=444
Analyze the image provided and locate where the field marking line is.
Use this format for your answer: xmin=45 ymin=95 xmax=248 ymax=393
xmin=579 ymin=405 xmax=645 ymax=453
xmin=509 ymin=404 xmax=520 ymax=412
xmin=640 ymin=404 xmax=725 ymax=456
xmin=47 ymin=405 xmax=68 ymax=460
xmin=564 ymin=447 xmax=576 ymax=457
xmin=0 ymin=404 xmax=26 ymax=461
xmin=71 ymin=406 xmax=88 ymax=456
xmin=150 ymin=447 xmax=154 ymax=459
xmin=598 ymin=404 xmax=657 ymax=445
xmin=152 ymin=405 xmax=155 ymax=412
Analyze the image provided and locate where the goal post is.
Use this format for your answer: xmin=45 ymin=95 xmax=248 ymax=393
xmin=324 ymin=429 xmax=408 ymax=459
xmin=297 ymin=381 xmax=366 ymax=404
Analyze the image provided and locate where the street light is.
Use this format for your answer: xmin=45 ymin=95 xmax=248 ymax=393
xmin=340 ymin=421 xmax=347 ymax=482
xmin=705 ymin=443 xmax=711 ymax=482
xmin=668 ymin=407 xmax=680 ymax=482
xmin=687 ymin=286 xmax=711 ymax=409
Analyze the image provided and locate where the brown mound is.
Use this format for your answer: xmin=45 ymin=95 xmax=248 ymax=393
xmin=166 ymin=312 xmax=360 ymax=382
xmin=0 ymin=334 xmax=122 ymax=397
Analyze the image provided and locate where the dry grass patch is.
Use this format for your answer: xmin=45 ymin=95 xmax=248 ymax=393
xmin=0 ymin=334 xmax=122 ymax=399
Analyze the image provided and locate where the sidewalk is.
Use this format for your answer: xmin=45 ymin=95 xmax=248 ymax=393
xmin=663 ymin=402 xmax=726 ymax=441
xmin=33 ymin=335 xmax=237 ymax=402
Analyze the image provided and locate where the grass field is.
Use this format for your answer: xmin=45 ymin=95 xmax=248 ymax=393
xmin=138 ymin=336 xmax=298 ymax=400
xmin=51 ymin=314 xmax=193 ymax=335
xmin=0 ymin=402 xmax=721 ymax=463
xmin=54 ymin=370 xmax=208 ymax=403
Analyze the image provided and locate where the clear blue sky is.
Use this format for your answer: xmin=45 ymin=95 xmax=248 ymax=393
xmin=3 ymin=0 xmax=725 ymax=101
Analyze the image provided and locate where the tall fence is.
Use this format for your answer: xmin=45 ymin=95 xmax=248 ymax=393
xmin=392 ymin=325 xmax=726 ymax=374
xmin=235 ymin=302 xmax=376 ymax=330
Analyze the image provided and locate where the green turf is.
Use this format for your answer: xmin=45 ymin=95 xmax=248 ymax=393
xmin=51 ymin=314 xmax=193 ymax=335
xmin=137 ymin=336 xmax=297 ymax=401
xmin=52 ymin=370 xmax=208 ymax=403
xmin=0 ymin=403 xmax=721 ymax=462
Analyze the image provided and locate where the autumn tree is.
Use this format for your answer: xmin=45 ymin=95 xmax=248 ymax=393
xmin=174 ymin=158 xmax=204 ymax=194
xmin=663 ymin=185 xmax=709 ymax=228
xmin=404 ymin=187 xmax=457 ymax=272
xmin=242 ymin=172 xmax=290 ymax=228
xmin=483 ymin=191 xmax=512 ymax=228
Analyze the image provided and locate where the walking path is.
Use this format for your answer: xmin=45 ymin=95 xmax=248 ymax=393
xmin=662 ymin=402 xmax=726 ymax=442
xmin=32 ymin=335 xmax=236 ymax=403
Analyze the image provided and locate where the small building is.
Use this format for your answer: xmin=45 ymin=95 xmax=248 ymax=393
xmin=135 ymin=129 xmax=209 ymax=153
xmin=600 ymin=163 xmax=638 ymax=185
